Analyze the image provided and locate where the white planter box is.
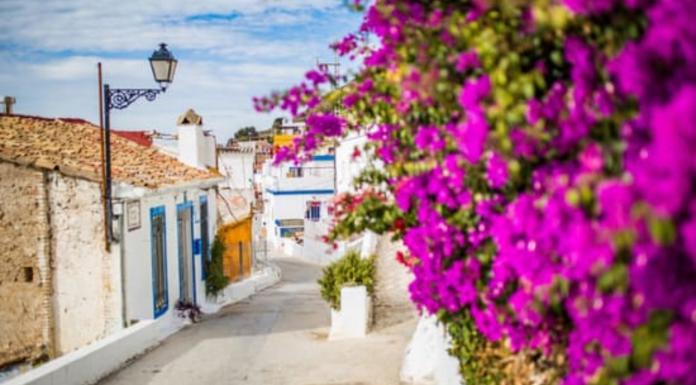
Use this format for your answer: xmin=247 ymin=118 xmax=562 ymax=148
xmin=329 ymin=285 xmax=372 ymax=340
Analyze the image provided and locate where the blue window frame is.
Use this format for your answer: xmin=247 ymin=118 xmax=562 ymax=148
xmin=150 ymin=206 xmax=168 ymax=318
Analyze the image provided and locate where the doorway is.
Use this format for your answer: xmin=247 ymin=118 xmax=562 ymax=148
xmin=177 ymin=203 xmax=195 ymax=303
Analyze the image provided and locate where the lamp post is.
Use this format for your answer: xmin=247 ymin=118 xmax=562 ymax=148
xmin=102 ymin=43 xmax=178 ymax=244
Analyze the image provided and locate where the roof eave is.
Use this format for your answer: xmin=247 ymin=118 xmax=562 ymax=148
xmin=114 ymin=177 xmax=225 ymax=200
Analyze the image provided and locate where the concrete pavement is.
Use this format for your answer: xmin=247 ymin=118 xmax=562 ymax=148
xmin=98 ymin=256 xmax=416 ymax=385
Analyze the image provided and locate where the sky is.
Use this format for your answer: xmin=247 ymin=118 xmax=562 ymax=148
xmin=0 ymin=0 xmax=364 ymax=141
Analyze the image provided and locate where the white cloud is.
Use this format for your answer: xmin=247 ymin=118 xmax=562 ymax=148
xmin=0 ymin=0 xmax=364 ymax=140
xmin=0 ymin=0 xmax=350 ymax=52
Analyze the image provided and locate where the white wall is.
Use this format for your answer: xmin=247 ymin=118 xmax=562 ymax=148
xmin=48 ymin=173 xmax=122 ymax=355
xmin=269 ymin=159 xmax=334 ymax=192
xmin=218 ymin=151 xmax=255 ymax=190
xmin=178 ymin=125 xmax=216 ymax=170
xmin=293 ymin=136 xmax=371 ymax=264
xmin=335 ymin=133 xmax=369 ymax=195
xmin=264 ymin=192 xmax=334 ymax=246
xmin=260 ymin=157 xmax=334 ymax=190
xmin=303 ymin=232 xmax=346 ymax=265
xmin=3 ymin=320 xmax=159 ymax=385
xmin=178 ymin=125 xmax=206 ymax=169
xmin=203 ymin=134 xmax=216 ymax=169
xmin=119 ymin=186 xmax=217 ymax=337
xmin=260 ymin=155 xmax=336 ymax=247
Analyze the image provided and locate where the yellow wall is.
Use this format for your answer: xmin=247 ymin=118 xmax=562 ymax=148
xmin=273 ymin=134 xmax=296 ymax=148
xmin=217 ymin=217 xmax=252 ymax=282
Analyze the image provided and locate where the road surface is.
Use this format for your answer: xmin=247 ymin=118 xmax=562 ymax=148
xmin=99 ymin=257 xmax=416 ymax=385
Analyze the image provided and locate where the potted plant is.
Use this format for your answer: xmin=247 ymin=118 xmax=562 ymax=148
xmin=175 ymin=299 xmax=202 ymax=323
xmin=318 ymin=249 xmax=375 ymax=339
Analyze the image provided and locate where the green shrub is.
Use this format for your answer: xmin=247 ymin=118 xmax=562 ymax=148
xmin=206 ymin=235 xmax=229 ymax=296
xmin=445 ymin=311 xmax=567 ymax=385
xmin=318 ymin=249 xmax=375 ymax=311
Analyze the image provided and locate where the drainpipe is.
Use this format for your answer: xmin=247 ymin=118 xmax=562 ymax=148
xmin=98 ymin=63 xmax=110 ymax=252
xmin=117 ymin=209 xmax=129 ymax=327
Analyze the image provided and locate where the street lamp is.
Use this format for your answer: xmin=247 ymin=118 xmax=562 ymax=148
xmin=102 ymin=43 xmax=178 ymax=244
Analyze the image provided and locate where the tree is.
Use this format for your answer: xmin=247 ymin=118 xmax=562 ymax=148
xmin=272 ymin=117 xmax=284 ymax=130
xmin=234 ymin=126 xmax=257 ymax=141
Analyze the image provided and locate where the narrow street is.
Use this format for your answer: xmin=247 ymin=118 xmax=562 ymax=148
xmin=99 ymin=257 xmax=415 ymax=385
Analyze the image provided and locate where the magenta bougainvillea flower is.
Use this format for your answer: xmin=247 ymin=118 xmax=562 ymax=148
xmin=257 ymin=0 xmax=696 ymax=384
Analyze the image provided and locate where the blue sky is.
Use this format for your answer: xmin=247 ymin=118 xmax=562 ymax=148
xmin=0 ymin=0 xmax=363 ymax=140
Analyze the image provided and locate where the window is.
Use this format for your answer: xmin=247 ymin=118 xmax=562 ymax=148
xmin=288 ymin=166 xmax=304 ymax=178
xmin=150 ymin=206 xmax=168 ymax=318
xmin=307 ymin=201 xmax=321 ymax=222
xmin=200 ymin=197 xmax=210 ymax=280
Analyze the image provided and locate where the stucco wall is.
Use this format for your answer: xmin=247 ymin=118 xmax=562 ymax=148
xmin=266 ymin=193 xmax=334 ymax=247
xmin=121 ymin=187 xmax=216 ymax=335
xmin=0 ymin=162 xmax=53 ymax=367
xmin=219 ymin=218 xmax=252 ymax=282
xmin=335 ymin=133 xmax=369 ymax=194
xmin=219 ymin=152 xmax=254 ymax=190
xmin=48 ymin=172 xmax=122 ymax=355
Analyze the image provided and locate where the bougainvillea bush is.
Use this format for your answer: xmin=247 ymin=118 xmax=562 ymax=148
xmin=255 ymin=0 xmax=696 ymax=384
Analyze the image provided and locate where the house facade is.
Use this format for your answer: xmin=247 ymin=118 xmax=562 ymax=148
xmin=302 ymin=132 xmax=374 ymax=264
xmin=258 ymin=154 xmax=335 ymax=255
xmin=216 ymin=185 xmax=254 ymax=283
xmin=0 ymin=115 xmax=221 ymax=369
xmin=115 ymin=182 xmax=219 ymax=330
xmin=218 ymin=143 xmax=255 ymax=191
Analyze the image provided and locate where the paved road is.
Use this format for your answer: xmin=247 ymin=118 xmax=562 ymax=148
xmin=99 ymin=257 xmax=415 ymax=385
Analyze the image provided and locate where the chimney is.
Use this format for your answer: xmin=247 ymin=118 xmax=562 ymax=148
xmin=2 ymin=96 xmax=16 ymax=115
xmin=177 ymin=108 xmax=214 ymax=170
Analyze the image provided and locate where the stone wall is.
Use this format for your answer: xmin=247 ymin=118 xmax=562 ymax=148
xmin=373 ymin=234 xmax=416 ymax=326
xmin=48 ymin=172 xmax=121 ymax=355
xmin=0 ymin=162 xmax=53 ymax=368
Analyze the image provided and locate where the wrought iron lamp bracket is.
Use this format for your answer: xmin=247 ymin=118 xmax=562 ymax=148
xmin=107 ymin=88 xmax=163 ymax=110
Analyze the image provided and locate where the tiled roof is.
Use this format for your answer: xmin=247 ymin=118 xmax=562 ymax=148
xmin=113 ymin=130 xmax=153 ymax=147
xmin=0 ymin=115 xmax=218 ymax=188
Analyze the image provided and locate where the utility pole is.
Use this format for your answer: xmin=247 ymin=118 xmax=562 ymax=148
xmin=316 ymin=49 xmax=340 ymax=83
xmin=317 ymin=46 xmax=341 ymax=196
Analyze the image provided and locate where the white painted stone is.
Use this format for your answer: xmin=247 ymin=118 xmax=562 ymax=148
xmin=2 ymin=320 xmax=158 ymax=385
xmin=400 ymin=314 xmax=463 ymax=385
xmin=329 ymin=286 xmax=372 ymax=340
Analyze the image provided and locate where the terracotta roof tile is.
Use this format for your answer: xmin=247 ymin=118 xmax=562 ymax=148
xmin=0 ymin=115 xmax=218 ymax=188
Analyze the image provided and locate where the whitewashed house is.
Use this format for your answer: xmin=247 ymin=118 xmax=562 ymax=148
xmin=259 ymin=153 xmax=335 ymax=255
xmin=218 ymin=142 xmax=255 ymax=191
xmin=301 ymin=132 xmax=375 ymax=264
xmin=217 ymin=140 xmax=256 ymax=221
xmin=0 ymin=114 xmax=222 ymax=370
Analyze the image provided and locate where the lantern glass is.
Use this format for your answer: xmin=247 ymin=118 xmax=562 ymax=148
xmin=149 ymin=43 xmax=177 ymax=88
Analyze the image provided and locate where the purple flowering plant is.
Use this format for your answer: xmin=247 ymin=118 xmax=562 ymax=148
xmin=256 ymin=0 xmax=696 ymax=384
